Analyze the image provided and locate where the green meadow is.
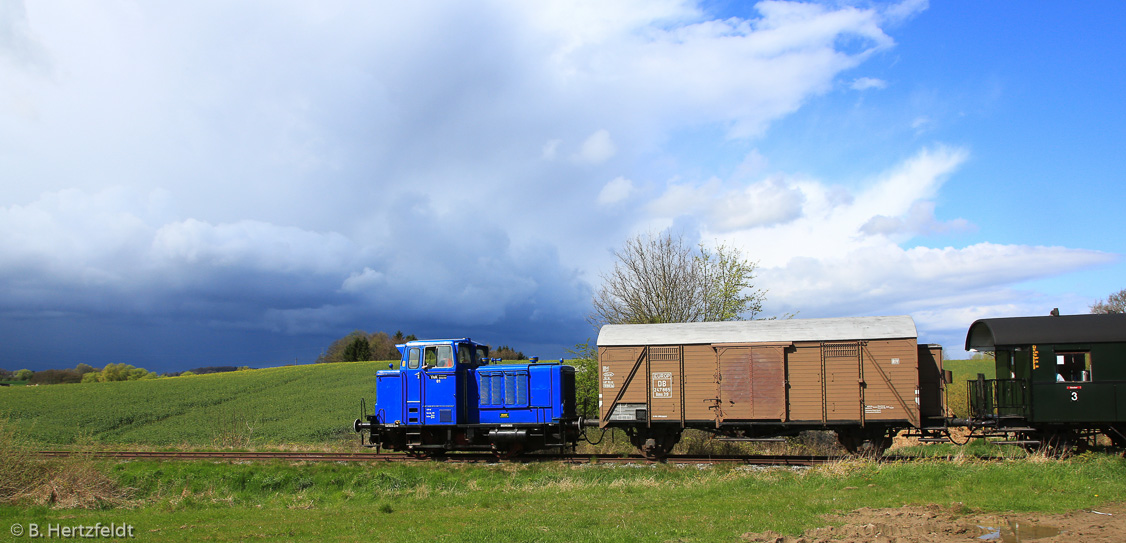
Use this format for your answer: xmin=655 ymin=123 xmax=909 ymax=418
xmin=3 ymin=454 xmax=1124 ymax=542
xmin=0 ymin=356 xmax=996 ymax=447
xmin=2 ymin=357 xmax=1123 ymax=542
xmin=0 ymin=361 xmax=395 ymax=446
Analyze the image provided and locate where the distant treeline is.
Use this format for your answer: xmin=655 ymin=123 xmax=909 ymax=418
xmin=0 ymin=363 xmax=252 ymax=386
xmin=316 ymin=331 xmax=527 ymax=363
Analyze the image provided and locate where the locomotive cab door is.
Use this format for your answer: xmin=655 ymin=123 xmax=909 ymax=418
xmin=420 ymin=344 xmax=457 ymax=425
xmin=403 ymin=347 xmax=423 ymax=424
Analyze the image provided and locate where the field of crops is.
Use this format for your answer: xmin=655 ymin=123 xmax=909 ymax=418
xmin=0 ymin=361 xmax=394 ymax=446
xmin=0 ymin=356 xmax=994 ymax=447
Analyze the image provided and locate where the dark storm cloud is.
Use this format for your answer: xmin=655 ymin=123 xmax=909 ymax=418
xmin=17 ymin=1 xmax=1074 ymax=370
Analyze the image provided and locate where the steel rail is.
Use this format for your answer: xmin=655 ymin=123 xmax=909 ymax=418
xmin=34 ymin=450 xmax=841 ymax=465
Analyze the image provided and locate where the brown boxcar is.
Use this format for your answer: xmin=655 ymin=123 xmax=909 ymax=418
xmin=596 ymin=316 xmax=944 ymax=456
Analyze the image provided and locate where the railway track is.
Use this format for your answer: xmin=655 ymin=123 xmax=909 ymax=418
xmin=35 ymin=450 xmax=836 ymax=465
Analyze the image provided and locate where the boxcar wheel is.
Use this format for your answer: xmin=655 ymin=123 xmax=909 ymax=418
xmin=836 ymin=428 xmax=892 ymax=455
xmin=629 ymin=427 xmax=681 ymax=460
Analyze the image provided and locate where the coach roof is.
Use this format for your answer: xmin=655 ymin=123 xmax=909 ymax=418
xmin=965 ymin=314 xmax=1126 ymax=351
xmin=597 ymin=316 xmax=917 ymax=347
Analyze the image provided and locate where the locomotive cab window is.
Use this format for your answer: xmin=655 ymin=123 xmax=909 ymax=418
xmin=1056 ymin=351 xmax=1091 ymax=382
xmin=406 ymin=348 xmax=420 ymax=369
xmin=424 ymin=345 xmax=454 ymax=369
xmin=458 ymin=344 xmax=473 ymax=367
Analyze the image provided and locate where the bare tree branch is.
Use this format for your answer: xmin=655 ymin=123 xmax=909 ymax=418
xmin=590 ymin=232 xmax=766 ymax=326
xmin=1090 ymin=288 xmax=1126 ymax=314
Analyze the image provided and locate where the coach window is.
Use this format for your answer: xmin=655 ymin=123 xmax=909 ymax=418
xmin=407 ymin=348 xmax=420 ymax=370
xmin=458 ymin=345 xmax=473 ymax=367
xmin=424 ymin=347 xmax=438 ymax=368
xmin=1056 ymin=351 xmax=1091 ymax=382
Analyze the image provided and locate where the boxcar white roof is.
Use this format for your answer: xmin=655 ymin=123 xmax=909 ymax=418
xmin=597 ymin=316 xmax=917 ymax=347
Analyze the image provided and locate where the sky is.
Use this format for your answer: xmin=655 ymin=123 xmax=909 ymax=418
xmin=2 ymin=0 xmax=1124 ymax=372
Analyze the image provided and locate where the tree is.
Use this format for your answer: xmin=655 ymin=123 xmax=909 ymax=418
xmin=318 ymin=330 xmax=417 ymax=363
xmin=1090 ymin=289 xmax=1126 ymax=314
xmin=590 ymin=231 xmax=766 ymax=325
xmin=14 ymin=369 xmax=33 ymax=381
xmin=697 ymin=241 xmax=765 ymax=321
xmin=341 ymin=336 xmax=373 ymax=362
xmin=491 ymin=345 xmax=527 ymax=360
xmin=74 ymin=363 xmax=97 ymax=375
xmin=29 ymin=369 xmax=82 ymax=385
xmin=92 ymin=363 xmax=155 ymax=382
xmin=566 ymin=341 xmax=599 ymax=418
xmin=317 ymin=330 xmax=369 ymax=363
xmin=368 ymin=332 xmax=400 ymax=361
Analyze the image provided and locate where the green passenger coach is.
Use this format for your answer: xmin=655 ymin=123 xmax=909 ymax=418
xmin=964 ymin=313 xmax=1126 ymax=448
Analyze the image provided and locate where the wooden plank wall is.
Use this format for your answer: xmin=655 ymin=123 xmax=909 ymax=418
xmin=683 ymin=345 xmax=718 ymax=421
xmin=787 ymin=343 xmax=823 ymax=421
xmin=861 ymin=339 xmax=920 ymax=424
xmin=597 ymin=346 xmax=646 ymax=423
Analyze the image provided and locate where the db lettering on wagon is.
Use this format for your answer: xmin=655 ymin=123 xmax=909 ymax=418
xmin=652 ymin=372 xmax=672 ymax=398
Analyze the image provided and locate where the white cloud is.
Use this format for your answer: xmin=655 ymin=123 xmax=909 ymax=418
xmin=882 ymin=0 xmax=930 ymax=25
xmin=597 ymin=176 xmax=634 ymax=205
xmin=851 ymin=77 xmax=887 ymax=90
xmin=634 ymin=146 xmax=1116 ymax=347
xmin=541 ymin=139 xmax=561 ymax=160
xmin=572 ymin=129 xmax=617 ymax=164
xmin=860 ymin=201 xmax=974 ymax=237
xmin=711 ymin=176 xmax=806 ymax=230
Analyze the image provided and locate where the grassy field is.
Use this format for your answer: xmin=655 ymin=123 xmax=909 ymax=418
xmin=0 ymin=357 xmax=997 ymax=447
xmin=0 ymin=361 xmax=395 ymax=446
xmin=2 ymin=453 xmax=1124 ymax=542
xmin=3 ymin=356 xmax=1123 ymax=541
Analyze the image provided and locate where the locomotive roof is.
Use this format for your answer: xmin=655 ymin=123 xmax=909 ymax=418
xmin=965 ymin=314 xmax=1126 ymax=351
xmin=597 ymin=315 xmax=917 ymax=347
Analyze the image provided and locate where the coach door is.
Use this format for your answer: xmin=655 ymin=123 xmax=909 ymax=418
xmin=715 ymin=344 xmax=787 ymax=422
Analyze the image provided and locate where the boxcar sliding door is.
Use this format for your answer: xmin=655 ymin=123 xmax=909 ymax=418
xmin=715 ymin=344 xmax=787 ymax=422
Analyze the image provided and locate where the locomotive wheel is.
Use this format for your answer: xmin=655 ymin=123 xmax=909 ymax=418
xmin=491 ymin=442 xmax=525 ymax=460
xmin=407 ymin=448 xmax=447 ymax=460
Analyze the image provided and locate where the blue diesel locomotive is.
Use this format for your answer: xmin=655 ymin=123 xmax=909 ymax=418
xmin=354 ymin=338 xmax=581 ymax=456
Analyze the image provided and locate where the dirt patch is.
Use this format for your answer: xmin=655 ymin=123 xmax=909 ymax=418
xmin=741 ymin=503 xmax=1125 ymax=543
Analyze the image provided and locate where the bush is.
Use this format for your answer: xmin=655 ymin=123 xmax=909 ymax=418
xmin=29 ymin=369 xmax=82 ymax=385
